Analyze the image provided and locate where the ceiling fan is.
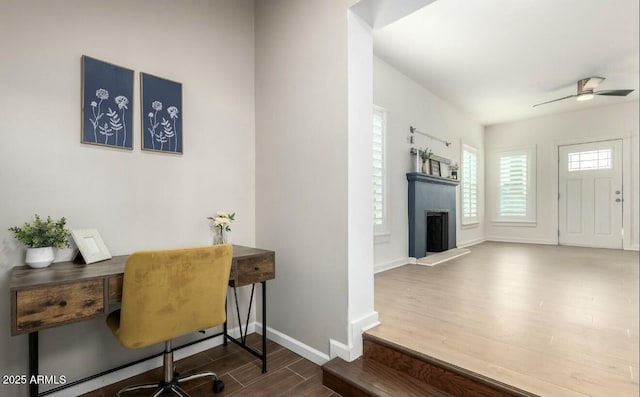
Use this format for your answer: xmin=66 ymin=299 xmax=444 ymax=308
xmin=533 ymin=77 xmax=634 ymax=107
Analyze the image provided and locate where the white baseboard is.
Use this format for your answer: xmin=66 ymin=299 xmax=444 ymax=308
xmin=485 ymin=237 xmax=557 ymax=245
xmin=255 ymin=323 xmax=330 ymax=365
xmin=349 ymin=311 xmax=380 ymax=360
xmin=374 ymin=257 xmax=410 ymax=273
xmin=329 ymin=338 xmax=351 ymax=362
xmin=487 ymin=236 xmax=639 ymax=251
xmin=458 ymin=237 xmax=486 ymax=248
xmin=257 ymin=312 xmax=379 ymax=365
xmin=358 ymin=313 xmax=381 ymax=334
xmin=330 ymin=311 xmax=379 ymax=362
xmin=48 ymin=324 xmax=254 ymax=397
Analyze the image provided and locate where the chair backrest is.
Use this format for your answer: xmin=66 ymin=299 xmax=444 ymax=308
xmin=116 ymin=244 xmax=233 ymax=348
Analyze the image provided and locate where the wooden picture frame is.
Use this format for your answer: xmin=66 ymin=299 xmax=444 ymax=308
xmin=70 ymin=229 xmax=112 ymax=264
xmin=141 ymin=72 xmax=183 ymax=154
xmin=430 ymin=159 xmax=441 ymax=176
xmin=81 ymin=56 xmax=134 ymax=149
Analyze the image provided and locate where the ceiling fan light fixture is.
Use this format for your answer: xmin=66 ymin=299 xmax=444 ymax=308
xmin=533 ymin=77 xmax=633 ymax=108
xmin=576 ymin=93 xmax=594 ymax=102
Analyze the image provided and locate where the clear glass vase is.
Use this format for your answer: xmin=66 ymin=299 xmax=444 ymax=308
xmin=213 ymin=227 xmax=226 ymax=245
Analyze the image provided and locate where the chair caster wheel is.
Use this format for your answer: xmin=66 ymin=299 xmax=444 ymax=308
xmin=213 ymin=379 xmax=224 ymax=393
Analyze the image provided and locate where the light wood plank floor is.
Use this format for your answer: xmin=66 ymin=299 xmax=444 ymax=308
xmin=368 ymin=242 xmax=639 ymax=397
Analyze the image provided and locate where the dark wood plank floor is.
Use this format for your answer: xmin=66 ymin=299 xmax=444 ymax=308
xmin=81 ymin=334 xmax=339 ymax=397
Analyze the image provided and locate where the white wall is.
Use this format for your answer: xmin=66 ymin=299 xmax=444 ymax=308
xmin=373 ymin=56 xmax=485 ymax=271
xmin=0 ymin=1 xmax=255 ymax=395
xmin=255 ymin=0 xmax=352 ymax=358
xmin=485 ymin=101 xmax=640 ymax=250
xmin=344 ymin=9 xmax=379 ymax=360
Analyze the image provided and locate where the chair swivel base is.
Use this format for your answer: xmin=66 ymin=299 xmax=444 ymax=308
xmin=116 ymin=341 xmax=224 ymax=397
xmin=116 ymin=371 xmax=224 ymax=397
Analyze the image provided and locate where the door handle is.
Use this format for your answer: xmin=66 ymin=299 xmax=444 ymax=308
xmin=615 ymin=198 xmax=622 ymax=203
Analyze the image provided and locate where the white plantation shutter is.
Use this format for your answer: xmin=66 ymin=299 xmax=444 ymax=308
xmin=373 ymin=107 xmax=386 ymax=232
xmin=462 ymin=145 xmax=478 ymax=224
xmin=496 ymin=147 xmax=536 ymax=222
xmin=499 ymin=154 xmax=527 ymax=217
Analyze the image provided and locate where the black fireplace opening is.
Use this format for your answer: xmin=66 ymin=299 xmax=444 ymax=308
xmin=426 ymin=210 xmax=449 ymax=253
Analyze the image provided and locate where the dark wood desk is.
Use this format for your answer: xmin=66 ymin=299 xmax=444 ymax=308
xmin=9 ymin=245 xmax=275 ymax=397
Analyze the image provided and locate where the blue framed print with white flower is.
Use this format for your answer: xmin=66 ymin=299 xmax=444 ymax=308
xmin=140 ymin=72 xmax=182 ymax=154
xmin=81 ymin=56 xmax=134 ymax=149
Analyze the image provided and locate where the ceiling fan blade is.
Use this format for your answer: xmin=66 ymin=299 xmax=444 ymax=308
xmin=582 ymin=77 xmax=605 ymax=90
xmin=533 ymin=94 xmax=577 ymax=107
xmin=594 ymin=89 xmax=634 ymax=97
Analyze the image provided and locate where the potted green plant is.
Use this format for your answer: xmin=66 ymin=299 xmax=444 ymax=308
xmin=9 ymin=214 xmax=70 ymax=268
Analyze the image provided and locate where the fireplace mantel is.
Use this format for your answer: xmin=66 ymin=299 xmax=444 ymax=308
xmin=407 ymin=172 xmax=459 ymax=258
xmin=406 ymin=172 xmax=459 ymax=186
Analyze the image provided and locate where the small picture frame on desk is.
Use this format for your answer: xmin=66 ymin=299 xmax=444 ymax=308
xmin=71 ymin=229 xmax=112 ymax=264
xmin=429 ymin=159 xmax=441 ymax=177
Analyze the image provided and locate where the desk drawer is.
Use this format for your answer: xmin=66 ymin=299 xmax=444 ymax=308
xmin=15 ymin=280 xmax=104 ymax=334
xmin=231 ymin=254 xmax=275 ymax=287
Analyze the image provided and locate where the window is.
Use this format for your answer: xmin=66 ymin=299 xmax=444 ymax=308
xmin=495 ymin=146 xmax=536 ymax=224
xmin=373 ymin=106 xmax=387 ymax=234
xmin=461 ymin=144 xmax=478 ymax=225
xmin=568 ymin=149 xmax=611 ymax=171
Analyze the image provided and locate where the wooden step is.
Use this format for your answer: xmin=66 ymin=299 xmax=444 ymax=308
xmin=363 ymin=333 xmax=538 ymax=397
xmin=322 ymin=356 xmax=452 ymax=397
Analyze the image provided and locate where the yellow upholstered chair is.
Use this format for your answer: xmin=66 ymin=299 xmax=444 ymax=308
xmin=106 ymin=244 xmax=233 ymax=397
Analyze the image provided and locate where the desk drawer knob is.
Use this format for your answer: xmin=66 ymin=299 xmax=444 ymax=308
xmin=59 ymin=300 xmax=67 ymax=307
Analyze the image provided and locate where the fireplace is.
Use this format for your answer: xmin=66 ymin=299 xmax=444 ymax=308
xmin=407 ymin=172 xmax=459 ymax=258
xmin=426 ymin=210 xmax=449 ymax=253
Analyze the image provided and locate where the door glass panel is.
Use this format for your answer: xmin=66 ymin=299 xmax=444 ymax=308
xmin=568 ymin=149 xmax=611 ymax=171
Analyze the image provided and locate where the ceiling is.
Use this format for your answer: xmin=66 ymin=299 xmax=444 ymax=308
xmin=373 ymin=0 xmax=640 ymax=126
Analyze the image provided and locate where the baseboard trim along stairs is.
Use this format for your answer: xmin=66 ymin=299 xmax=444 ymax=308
xmin=322 ymin=333 xmax=539 ymax=397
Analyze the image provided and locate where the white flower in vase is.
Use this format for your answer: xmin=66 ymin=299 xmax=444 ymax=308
xmin=207 ymin=211 xmax=235 ymax=244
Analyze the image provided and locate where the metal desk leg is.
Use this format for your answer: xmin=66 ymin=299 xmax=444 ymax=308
xmin=261 ymin=281 xmax=267 ymax=373
xmin=29 ymin=331 xmax=38 ymax=397
xmin=223 ymin=297 xmax=228 ymax=346
xmin=225 ymin=283 xmax=268 ymax=373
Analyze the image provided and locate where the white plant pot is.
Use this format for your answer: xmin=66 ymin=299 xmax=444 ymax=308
xmin=54 ymin=247 xmax=78 ymax=263
xmin=26 ymin=247 xmax=55 ymax=268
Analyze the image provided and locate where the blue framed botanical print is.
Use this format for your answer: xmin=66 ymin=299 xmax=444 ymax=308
xmin=81 ymin=56 xmax=134 ymax=149
xmin=140 ymin=72 xmax=183 ymax=154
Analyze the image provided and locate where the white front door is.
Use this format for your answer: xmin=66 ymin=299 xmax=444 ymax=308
xmin=558 ymin=140 xmax=623 ymax=249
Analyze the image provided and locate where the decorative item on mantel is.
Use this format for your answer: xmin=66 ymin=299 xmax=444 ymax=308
xmin=208 ymin=211 xmax=235 ymax=245
xmin=9 ymin=214 xmax=70 ymax=268
xmin=449 ymin=162 xmax=459 ymax=179
xmin=420 ymin=147 xmax=433 ymax=174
